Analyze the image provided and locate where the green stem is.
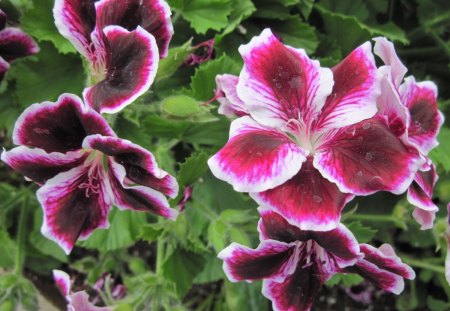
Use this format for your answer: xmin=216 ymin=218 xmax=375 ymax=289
xmin=401 ymin=256 xmax=446 ymax=274
xmin=388 ymin=0 xmax=395 ymax=21
xmin=345 ymin=213 xmax=397 ymax=223
xmin=155 ymin=237 xmax=165 ymax=276
xmin=14 ymin=196 xmax=28 ymax=275
xmin=172 ymin=11 xmax=182 ymax=24
xmin=428 ymin=32 xmax=450 ymax=58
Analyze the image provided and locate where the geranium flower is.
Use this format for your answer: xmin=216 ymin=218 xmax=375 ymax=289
xmin=53 ymin=270 xmax=113 ymax=311
xmin=1 ymin=94 xmax=178 ymax=254
xmin=0 ymin=9 xmax=39 ymax=82
xmin=214 ymin=74 xmax=248 ymax=117
xmin=374 ymin=37 xmax=444 ymax=229
xmin=53 ymin=0 xmax=173 ymax=113
xmin=219 ymin=207 xmax=415 ymax=311
xmin=208 ymin=29 xmax=424 ymax=230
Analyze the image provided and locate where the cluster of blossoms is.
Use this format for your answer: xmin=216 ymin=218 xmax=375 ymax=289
xmin=0 ymin=8 xmax=39 ymax=82
xmin=1 ymin=0 xmax=178 ymax=258
xmin=209 ymin=29 xmax=444 ymax=310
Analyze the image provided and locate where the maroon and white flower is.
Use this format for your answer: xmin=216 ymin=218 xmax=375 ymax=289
xmin=53 ymin=0 xmax=173 ymax=113
xmin=219 ymin=207 xmax=415 ymax=311
xmin=374 ymin=37 xmax=444 ymax=229
xmin=1 ymin=94 xmax=178 ymax=254
xmin=53 ymin=270 xmax=113 ymax=311
xmin=208 ymin=29 xmax=424 ymax=230
xmin=0 ymin=9 xmax=39 ymax=82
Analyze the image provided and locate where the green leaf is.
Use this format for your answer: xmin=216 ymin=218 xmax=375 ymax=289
xmin=298 ymin=0 xmax=314 ymax=19
xmin=253 ymin=0 xmax=294 ymax=20
xmin=79 ymin=209 xmax=146 ymax=252
xmin=189 ymin=55 xmax=241 ymax=100
xmin=215 ymin=0 xmax=256 ymax=43
xmin=178 ymin=151 xmax=210 ymax=187
xmin=163 ymin=95 xmax=204 ymax=117
xmin=345 ymin=221 xmax=377 ymax=243
xmin=0 ymin=274 xmax=38 ymax=311
xmin=162 ymin=248 xmax=206 ymax=297
xmin=139 ymin=223 xmax=165 ymax=243
xmin=270 ymin=17 xmax=319 ymax=53
xmin=429 ymin=127 xmax=450 ymax=172
xmin=156 ymin=40 xmax=193 ymax=80
xmin=193 ymin=252 xmax=224 ymax=284
xmin=427 ymin=296 xmax=450 ymax=311
xmin=0 ymin=228 xmax=16 ymax=269
xmin=326 ymin=273 xmax=364 ymax=287
xmin=20 ymin=0 xmax=76 ymax=54
xmin=208 ymin=220 xmax=227 ymax=251
xmin=319 ymin=0 xmax=369 ymax=22
xmin=173 ymin=0 xmax=233 ymax=34
xmin=7 ymin=42 xmax=84 ymax=106
xmin=224 ymin=281 xmax=268 ymax=311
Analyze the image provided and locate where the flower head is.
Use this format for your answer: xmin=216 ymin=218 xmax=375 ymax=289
xmin=2 ymin=94 xmax=178 ymax=254
xmin=219 ymin=207 xmax=415 ymax=311
xmin=53 ymin=0 xmax=173 ymax=113
xmin=208 ymin=29 xmax=424 ymax=231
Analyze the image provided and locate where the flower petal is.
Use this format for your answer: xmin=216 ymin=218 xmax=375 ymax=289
xmin=13 ymin=93 xmax=114 ymax=153
xmin=399 ymin=76 xmax=444 ymax=154
xmin=314 ymin=42 xmax=379 ymax=131
xmin=37 ymin=164 xmax=113 ymax=254
xmin=237 ymin=28 xmax=333 ymax=129
xmin=412 ymin=208 xmax=436 ymax=230
xmin=108 ymin=160 xmax=178 ymax=220
xmin=1 ymin=146 xmax=85 ymax=185
xmin=83 ymin=25 xmax=159 ymax=114
xmin=216 ymin=74 xmax=248 ymax=117
xmin=53 ymin=270 xmax=71 ymax=297
xmin=218 ymin=240 xmax=297 ymax=283
xmin=315 ymin=117 xmax=425 ymax=195
xmin=70 ymin=291 xmax=112 ymax=311
xmin=257 ymin=206 xmax=307 ymax=243
xmin=84 ymin=134 xmax=178 ymax=198
xmin=0 ymin=27 xmax=39 ymax=62
xmin=262 ymin=263 xmax=322 ymax=311
xmin=0 ymin=9 xmax=6 ymax=30
xmin=208 ymin=116 xmax=307 ymax=192
xmin=252 ymin=158 xmax=353 ymax=231
xmin=94 ymin=0 xmax=173 ymax=58
xmin=373 ymin=37 xmax=407 ymax=88
xmin=53 ymin=0 xmax=96 ymax=58
xmin=0 ymin=56 xmax=10 ymax=82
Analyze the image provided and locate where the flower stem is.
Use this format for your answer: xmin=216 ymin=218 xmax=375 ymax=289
xmin=401 ymin=256 xmax=446 ymax=274
xmin=172 ymin=11 xmax=181 ymax=24
xmin=155 ymin=237 xmax=165 ymax=276
xmin=14 ymin=195 xmax=28 ymax=276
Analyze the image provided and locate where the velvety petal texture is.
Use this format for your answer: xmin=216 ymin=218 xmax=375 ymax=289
xmin=208 ymin=116 xmax=307 ymax=192
xmin=83 ymin=25 xmax=159 ymax=114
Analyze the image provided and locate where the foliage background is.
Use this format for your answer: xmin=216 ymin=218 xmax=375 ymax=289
xmin=0 ymin=0 xmax=449 ymax=310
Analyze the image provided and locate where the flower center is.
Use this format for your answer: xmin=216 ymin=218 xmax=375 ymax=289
xmin=78 ymin=151 xmax=106 ymax=198
xmin=285 ymin=118 xmax=316 ymax=154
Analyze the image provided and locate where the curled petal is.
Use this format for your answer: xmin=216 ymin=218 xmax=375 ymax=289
xmin=373 ymin=37 xmax=407 ymax=88
xmin=13 ymin=93 xmax=114 ymax=153
xmin=262 ymin=263 xmax=322 ymax=311
xmin=345 ymin=243 xmax=415 ymax=295
xmin=218 ymin=240 xmax=297 ymax=283
xmin=257 ymin=206 xmax=307 ymax=243
xmin=400 ymin=77 xmax=444 ymax=154
xmin=53 ymin=270 xmax=71 ymax=297
xmin=109 ymin=160 xmax=178 ymax=220
xmin=1 ymin=146 xmax=85 ymax=185
xmin=0 ymin=27 xmax=39 ymax=62
xmin=37 ymin=165 xmax=113 ymax=254
xmin=53 ymin=0 xmax=97 ymax=58
xmin=314 ymin=41 xmax=379 ymax=131
xmin=237 ymin=28 xmax=333 ymax=129
xmin=216 ymin=74 xmax=248 ymax=117
xmin=84 ymin=134 xmax=178 ymax=198
xmin=95 ymin=0 xmax=173 ymax=58
xmin=315 ymin=117 xmax=425 ymax=195
xmin=252 ymin=158 xmax=353 ymax=231
xmin=70 ymin=291 xmax=112 ymax=311
xmin=412 ymin=208 xmax=436 ymax=230
xmin=208 ymin=116 xmax=307 ymax=192
xmin=83 ymin=25 xmax=159 ymax=114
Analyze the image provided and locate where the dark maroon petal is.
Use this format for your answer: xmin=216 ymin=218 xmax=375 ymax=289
xmin=257 ymin=206 xmax=308 ymax=243
xmin=315 ymin=117 xmax=425 ymax=195
xmin=37 ymin=164 xmax=113 ymax=254
xmin=252 ymin=158 xmax=353 ymax=231
xmin=84 ymin=134 xmax=178 ymax=198
xmin=400 ymin=77 xmax=444 ymax=154
xmin=314 ymin=42 xmax=379 ymax=131
xmin=208 ymin=116 xmax=307 ymax=193
xmin=0 ymin=27 xmax=39 ymax=62
xmin=95 ymin=0 xmax=173 ymax=58
xmin=262 ymin=263 xmax=322 ymax=311
xmin=83 ymin=25 xmax=158 ymax=114
xmin=53 ymin=0 xmax=97 ymax=57
xmin=0 ymin=56 xmax=9 ymax=82
xmin=13 ymin=94 xmax=114 ymax=153
xmin=108 ymin=160 xmax=178 ymax=219
xmin=1 ymin=146 xmax=86 ymax=185
xmin=311 ymin=224 xmax=361 ymax=267
xmin=237 ymin=29 xmax=333 ymax=129
xmin=218 ymin=240 xmax=297 ymax=282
